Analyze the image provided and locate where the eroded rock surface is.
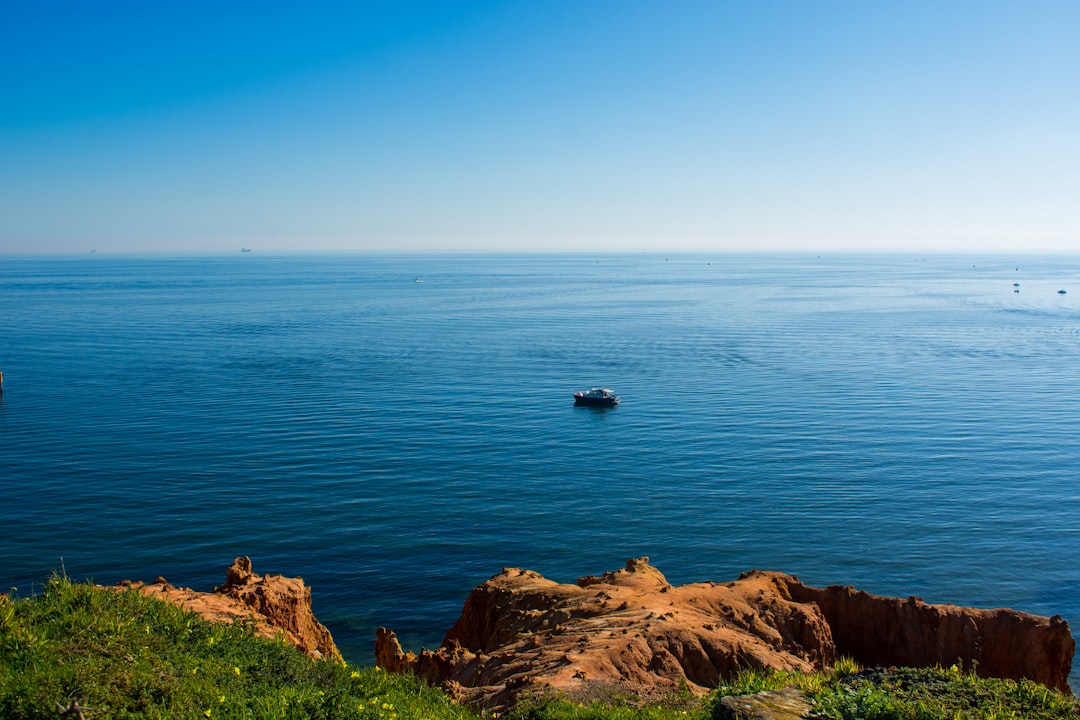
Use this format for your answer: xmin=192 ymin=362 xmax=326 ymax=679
xmin=377 ymin=558 xmax=1073 ymax=711
xmin=119 ymin=556 xmax=341 ymax=662
xmin=784 ymin=578 xmax=1074 ymax=694
xmin=716 ymin=687 xmax=812 ymax=720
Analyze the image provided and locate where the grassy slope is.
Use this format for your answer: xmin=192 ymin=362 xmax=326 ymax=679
xmin=2 ymin=579 xmax=1078 ymax=719
xmin=0 ymin=578 xmax=473 ymax=720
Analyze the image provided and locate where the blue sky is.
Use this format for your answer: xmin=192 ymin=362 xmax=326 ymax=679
xmin=1 ymin=1 xmax=1077 ymax=253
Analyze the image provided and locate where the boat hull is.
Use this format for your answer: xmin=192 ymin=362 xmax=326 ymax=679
xmin=574 ymin=394 xmax=619 ymax=407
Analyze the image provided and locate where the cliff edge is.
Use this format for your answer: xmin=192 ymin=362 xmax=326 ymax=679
xmin=376 ymin=558 xmax=1073 ymax=710
xmin=118 ymin=556 xmax=341 ymax=662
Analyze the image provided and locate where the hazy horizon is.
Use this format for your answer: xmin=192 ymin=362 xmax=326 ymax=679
xmin=2 ymin=2 xmax=1077 ymax=254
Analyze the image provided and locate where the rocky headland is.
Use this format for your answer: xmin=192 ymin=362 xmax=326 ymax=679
xmin=376 ymin=557 xmax=1074 ymax=710
xmin=118 ymin=556 xmax=1074 ymax=713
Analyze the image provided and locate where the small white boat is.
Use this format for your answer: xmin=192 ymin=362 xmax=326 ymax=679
xmin=573 ymin=387 xmax=620 ymax=407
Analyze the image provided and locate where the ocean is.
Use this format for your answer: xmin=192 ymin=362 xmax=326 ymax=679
xmin=2 ymin=252 xmax=1079 ymax=678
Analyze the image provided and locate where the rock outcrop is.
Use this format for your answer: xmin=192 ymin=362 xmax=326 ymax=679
xmin=119 ymin=556 xmax=341 ymax=662
xmin=376 ymin=558 xmax=1073 ymax=711
xmin=716 ymin=687 xmax=812 ymax=720
xmin=783 ymin=578 xmax=1074 ymax=694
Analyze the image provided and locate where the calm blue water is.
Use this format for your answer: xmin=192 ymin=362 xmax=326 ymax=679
xmin=2 ymin=253 xmax=1080 ymax=677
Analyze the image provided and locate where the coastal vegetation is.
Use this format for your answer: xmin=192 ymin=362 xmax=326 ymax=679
xmin=706 ymin=662 xmax=1080 ymax=720
xmin=2 ymin=577 xmax=1078 ymax=720
xmin=0 ymin=577 xmax=470 ymax=720
xmin=505 ymin=661 xmax=1080 ymax=720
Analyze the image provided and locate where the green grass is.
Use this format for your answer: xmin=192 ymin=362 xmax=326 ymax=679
xmin=505 ymin=699 xmax=705 ymax=720
xmin=504 ymin=680 xmax=707 ymax=720
xmin=0 ymin=577 xmax=475 ymax=720
xmin=808 ymin=665 xmax=1080 ymax=720
xmin=706 ymin=662 xmax=1080 ymax=720
xmin=3 ymin=579 xmax=1078 ymax=720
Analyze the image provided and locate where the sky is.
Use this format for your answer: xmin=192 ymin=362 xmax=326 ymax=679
xmin=1 ymin=1 xmax=1078 ymax=254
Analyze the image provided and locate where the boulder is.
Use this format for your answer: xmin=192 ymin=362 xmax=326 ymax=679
xmin=716 ymin=687 xmax=812 ymax=720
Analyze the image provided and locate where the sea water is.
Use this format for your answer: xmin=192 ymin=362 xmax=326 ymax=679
xmin=2 ymin=252 xmax=1079 ymax=677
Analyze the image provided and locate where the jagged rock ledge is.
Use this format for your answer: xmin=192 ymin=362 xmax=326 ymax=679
xmin=376 ymin=557 xmax=1074 ymax=711
xmin=116 ymin=556 xmax=341 ymax=662
xmin=111 ymin=556 xmax=1073 ymax=713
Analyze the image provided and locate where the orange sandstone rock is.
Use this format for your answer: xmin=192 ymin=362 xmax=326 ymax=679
xmin=377 ymin=558 xmax=1074 ymax=711
xmin=783 ymin=578 xmax=1074 ymax=693
xmin=376 ymin=559 xmax=834 ymax=710
xmin=120 ymin=556 xmax=340 ymax=662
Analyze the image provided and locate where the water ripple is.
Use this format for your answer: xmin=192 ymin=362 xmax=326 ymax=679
xmin=2 ymin=253 xmax=1080 ymax=682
